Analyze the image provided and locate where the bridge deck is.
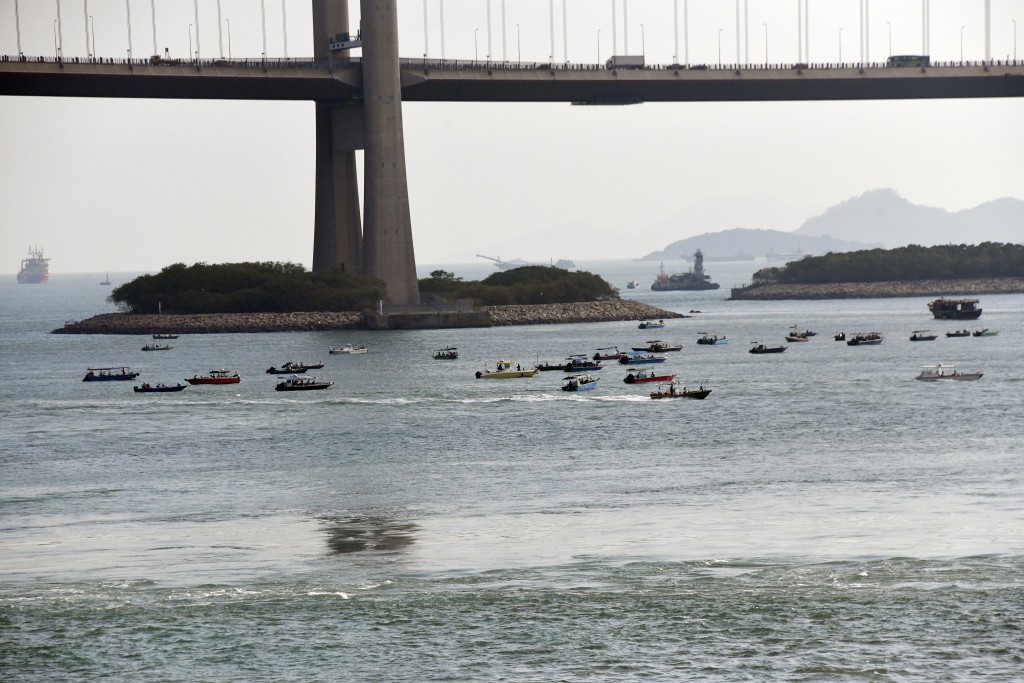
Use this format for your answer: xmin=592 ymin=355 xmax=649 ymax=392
xmin=2 ymin=56 xmax=1023 ymax=103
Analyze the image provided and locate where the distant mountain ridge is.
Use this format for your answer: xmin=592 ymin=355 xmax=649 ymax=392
xmin=794 ymin=189 xmax=1024 ymax=247
xmin=641 ymin=228 xmax=878 ymax=262
xmin=642 ymin=189 xmax=1023 ymax=262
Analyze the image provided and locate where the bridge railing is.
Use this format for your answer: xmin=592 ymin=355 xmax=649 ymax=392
xmin=3 ymin=53 xmax=1021 ymax=72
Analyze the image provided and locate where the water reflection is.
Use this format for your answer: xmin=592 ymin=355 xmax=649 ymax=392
xmin=321 ymin=515 xmax=418 ymax=555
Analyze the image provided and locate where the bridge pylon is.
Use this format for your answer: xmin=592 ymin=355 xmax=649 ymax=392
xmin=311 ymin=0 xmax=420 ymax=307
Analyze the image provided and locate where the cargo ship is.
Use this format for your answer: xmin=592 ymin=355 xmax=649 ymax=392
xmin=928 ymin=298 xmax=982 ymax=320
xmin=17 ymin=246 xmax=50 ymax=284
xmin=651 ymin=249 xmax=720 ymax=291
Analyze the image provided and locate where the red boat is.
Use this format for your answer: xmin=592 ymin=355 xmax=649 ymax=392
xmin=623 ymin=369 xmax=676 ymax=384
xmin=185 ymin=369 xmax=241 ymax=385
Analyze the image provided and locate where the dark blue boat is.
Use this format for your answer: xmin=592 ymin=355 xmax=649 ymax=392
xmin=134 ymin=383 xmax=187 ymax=393
xmin=83 ymin=367 xmax=139 ymax=382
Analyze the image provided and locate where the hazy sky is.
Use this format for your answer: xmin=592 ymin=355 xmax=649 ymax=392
xmin=2 ymin=0 xmax=1023 ymax=273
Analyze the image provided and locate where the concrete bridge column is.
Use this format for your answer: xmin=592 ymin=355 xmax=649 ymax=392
xmin=312 ymin=0 xmax=362 ymax=274
xmin=359 ymin=0 xmax=420 ymax=306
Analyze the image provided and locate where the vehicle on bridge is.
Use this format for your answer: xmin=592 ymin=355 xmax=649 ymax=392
xmin=606 ymin=55 xmax=645 ymax=70
xmin=887 ymin=55 xmax=931 ymax=68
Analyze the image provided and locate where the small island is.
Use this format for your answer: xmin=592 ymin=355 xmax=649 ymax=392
xmin=54 ymin=262 xmax=684 ymax=334
xmin=730 ymin=243 xmax=1024 ymax=300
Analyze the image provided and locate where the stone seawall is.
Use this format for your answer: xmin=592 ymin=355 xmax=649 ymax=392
xmin=485 ymin=300 xmax=686 ymax=326
xmin=52 ymin=301 xmax=683 ymax=334
xmin=730 ymin=277 xmax=1024 ymax=300
xmin=54 ymin=312 xmax=364 ymax=335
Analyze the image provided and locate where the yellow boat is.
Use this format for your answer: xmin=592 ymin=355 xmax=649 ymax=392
xmin=475 ymin=360 xmax=538 ymax=379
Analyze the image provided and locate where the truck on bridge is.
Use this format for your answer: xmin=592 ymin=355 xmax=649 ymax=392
xmin=606 ymin=55 xmax=645 ymax=70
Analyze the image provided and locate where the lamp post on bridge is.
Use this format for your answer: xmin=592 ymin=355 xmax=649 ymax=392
xmin=961 ymin=25 xmax=965 ymax=63
xmin=53 ymin=20 xmax=59 ymax=60
xmin=1013 ymin=19 xmax=1017 ymax=62
xmin=90 ymin=15 xmax=95 ymax=58
xmin=887 ymin=22 xmax=891 ymax=58
xmin=13 ymin=0 xmax=22 ymax=57
xmin=55 ymin=0 xmax=63 ymax=59
xmin=718 ymin=28 xmax=723 ymax=67
xmin=474 ymin=28 xmax=478 ymax=62
xmin=84 ymin=0 xmax=90 ymax=58
xmin=260 ymin=0 xmax=267 ymax=61
xmin=226 ymin=18 xmax=232 ymax=60
xmin=597 ymin=29 xmax=601 ymax=64
xmin=188 ymin=23 xmax=193 ymax=63
xmin=516 ymin=23 xmax=521 ymax=64
xmin=193 ymin=0 xmax=200 ymax=61
xmin=839 ymin=27 xmax=843 ymax=63
xmin=125 ymin=0 xmax=132 ymax=61
xmin=640 ymin=23 xmax=645 ymax=60
xmin=763 ymin=23 xmax=768 ymax=65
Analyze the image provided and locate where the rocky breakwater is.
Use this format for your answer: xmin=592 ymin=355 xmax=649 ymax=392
xmin=54 ymin=311 xmax=364 ymax=335
xmin=486 ymin=300 xmax=685 ymax=326
xmin=730 ymin=277 xmax=1024 ymax=300
xmin=53 ymin=300 xmax=684 ymax=333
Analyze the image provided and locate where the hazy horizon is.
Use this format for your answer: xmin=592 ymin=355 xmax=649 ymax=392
xmin=3 ymin=0 xmax=1023 ymax=272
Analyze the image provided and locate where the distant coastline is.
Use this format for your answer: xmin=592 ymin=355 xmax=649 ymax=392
xmin=52 ymin=301 xmax=686 ymax=334
xmin=730 ymin=277 xmax=1024 ymax=300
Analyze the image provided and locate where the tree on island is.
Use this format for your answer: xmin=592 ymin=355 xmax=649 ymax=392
xmin=109 ymin=262 xmax=386 ymax=314
xmin=109 ymin=263 xmax=619 ymax=314
xmin=751 ymin=243 xmax=1024 ymax=285
xmin=420 ymin=265 xmax=619 ymax=306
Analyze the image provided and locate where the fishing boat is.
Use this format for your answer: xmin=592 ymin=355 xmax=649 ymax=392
xmin=749 ymin=343 xmax=787 ymax=354
xmin=649 ymin=381 xmax=712 ymax=400
xmin=910 ymin=330 xmax=938 ymax=341
xmin=632 ymin=340 xmax=683 ymax=352
xmin=266 ymin=363 xmax=309 ymax=374
xmin=152 ymin=333 xmax=179 ymax=340
xmin=696 ymin=333 xmax=728 ymax=345
xmin=133 ymin=383 xmax=186 ymax=393
xmin=833 ymin=332 xmax=846 ymax=341
xmin=562 ymin=373 xmax=600 ymax=392
xmin=638 ymin=320 xmax=666 ymax=329
xmin=534 ymin=361 xmax=568 ymax=372
xmin=790 ymin=325 xmax=817 ymax=337
xmin=185 ymin=369 xmax=241 ymax=385
xmin=945 ymin=329 xmax=971 ymax=338
xmin=83 ymin=367 xmax=140 ymax=382
xmin=100 ymin=273 xmax=111 ymax=286
xmin=17 ymin=246 xmax=49 ymax=284
xmin=432 ymin=347 xmax=458 ymax=360
xmin=475 ymin=360 xmax=538 ymax=379
xmin=928 ymin=298 xmax=982 ymax=320
xmin=329 ymin=344 xmax=367 ymax=355
xmin=564 ymin=356 xmax=603 ymax=372
xmin=141 ymin=344 xmax=172 ymax=351
xmin=785 ymin=334 xmax=811 ymax=342
xmin=915 ymin=364 xmax=983 ymax=381
xmin=626 ymin=278 xmax=639 ymax=289
xmin=593 ymin=347 xmax=625 ymax=361
xmin=846 ymin=332 xmax=884 ymax=346
xmin=972 ymin=328 xmax=999 ymax=337
xmin=618 ymin=351 xmax=668 ymax=365
xmin=623 ymin=369 xmax=676 ymax=384
xmin=275 ymin=377 xmax=334 ymax=391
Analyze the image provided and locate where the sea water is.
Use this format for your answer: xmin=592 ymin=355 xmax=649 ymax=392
xmin=1 ymin=262 xmax=1022 ymax=681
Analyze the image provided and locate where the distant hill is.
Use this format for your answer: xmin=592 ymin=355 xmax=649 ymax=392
xmin=794 ymin=189 xmax=1024 ymax=247
xmin=641 ymin=228 xmax=878 ymax=262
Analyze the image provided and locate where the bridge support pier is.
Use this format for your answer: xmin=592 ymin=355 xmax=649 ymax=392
xmin=311 ymin=0 xmax=420 ymax=307
xmin=312 ymin=103 xmax=363 ymax=274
